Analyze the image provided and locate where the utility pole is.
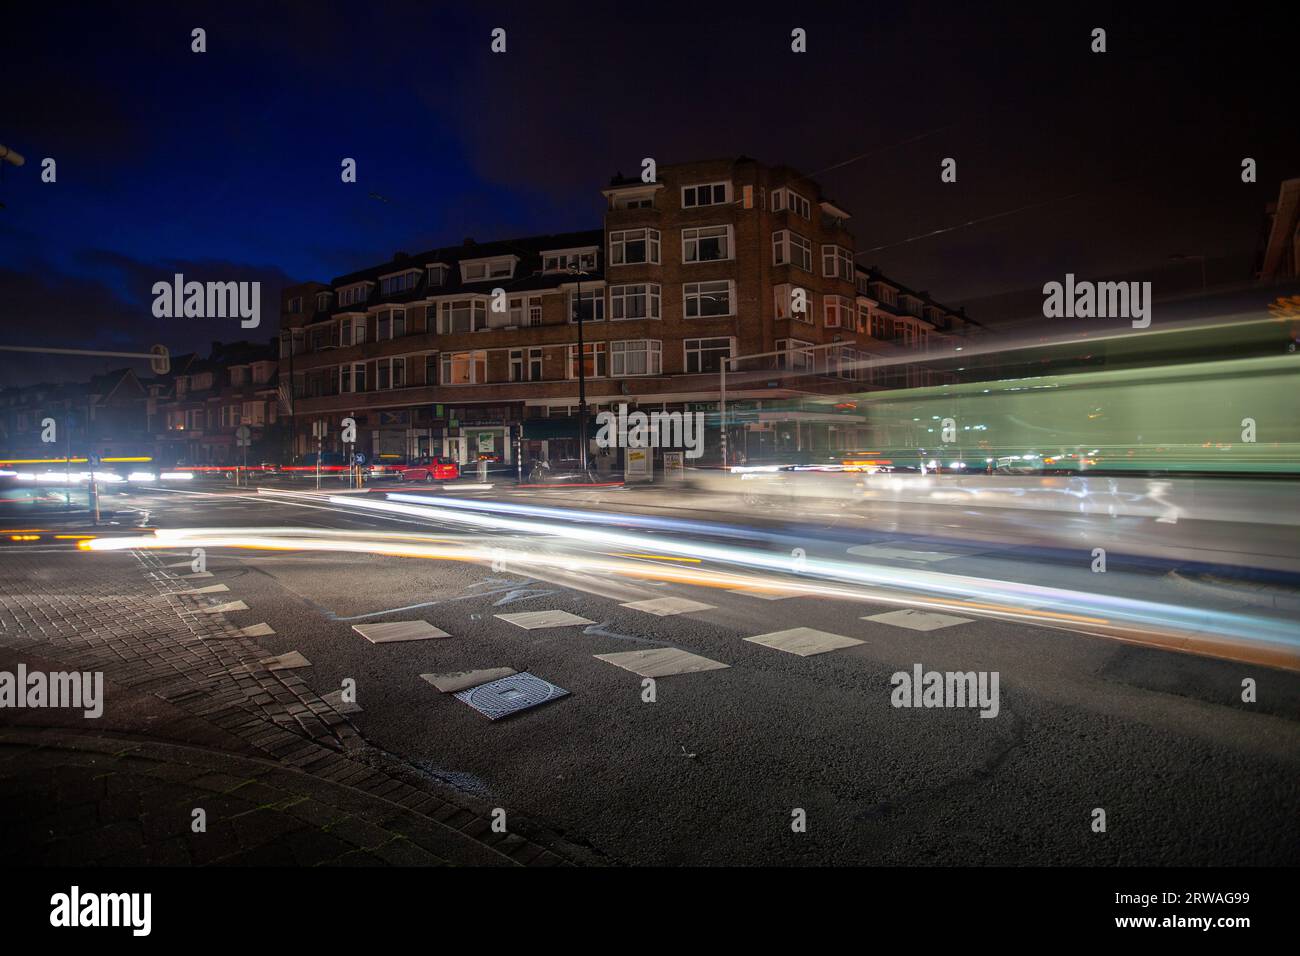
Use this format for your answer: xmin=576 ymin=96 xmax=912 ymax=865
xmin=569 ymin=266 xmax=589 ymax=470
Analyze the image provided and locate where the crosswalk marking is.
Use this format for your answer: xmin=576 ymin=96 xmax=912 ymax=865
xmin=594 ymin=648 xmax=728 ymax=678
xmin=745 ymin=627 xmax=865 ymax=657
xmin=862 ymin=609 xmax=972 ymax=631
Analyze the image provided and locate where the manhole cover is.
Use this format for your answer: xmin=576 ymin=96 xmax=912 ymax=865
xmin=455 ymin=672 xmax=569 ymax=720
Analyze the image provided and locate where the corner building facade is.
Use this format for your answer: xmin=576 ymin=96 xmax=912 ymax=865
xmin=279 ymin=156 xmax=981 ymax=469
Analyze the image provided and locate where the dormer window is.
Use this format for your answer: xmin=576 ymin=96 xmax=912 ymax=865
xmin=542 ymin=249 xmax=598 ymax=274
xmin=315 ymin=291 xmax=333 ymax=311
xmin=378 ymin=270 xmax=420 ymax=296
xmin=460 ymin=257 xmax=515 ymax=283
xmin=337 ymin=283 xmax=371 ymax=308
xmin=427 ymin=264 xmax=448 ymax=287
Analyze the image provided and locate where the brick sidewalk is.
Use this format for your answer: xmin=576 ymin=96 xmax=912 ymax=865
xmin=0 ymin=546 xmax=597 ymax=866
xmin=0 ymin=729 xmax=525 ymax=866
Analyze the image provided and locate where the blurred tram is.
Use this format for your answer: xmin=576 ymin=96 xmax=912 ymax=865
xmin=819 ymin=311 xmax=1300 ymax=477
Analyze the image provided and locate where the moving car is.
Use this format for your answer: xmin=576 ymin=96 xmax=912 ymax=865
xmin=399 ymin=456 xmax=460 ymax=482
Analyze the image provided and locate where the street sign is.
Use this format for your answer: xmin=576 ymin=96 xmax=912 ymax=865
xmin=354 ymin=453 xmax=366 ymax=465
xmin=235 ymin=425 xmax=251 ymax=447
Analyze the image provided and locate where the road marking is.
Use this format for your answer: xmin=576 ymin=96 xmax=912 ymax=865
xmin=727 ymin=587 xmax=795 ymax=600
xmin=352 ymin=620 xmax=451 ymax=643
xmin=196 ymin=600 xmax=249 ymax=614
xmin=619 ymin=596 xmax=716 ymax=617
xmin=863 ymin=609 xmax=973 ymax=631
xmin=745 ymin=627 xmax=865 ymax=657
xmin=421 ymin=668 xmax=517 ymax=693
xmin=233 ymin=622 xmax=275 ymax=638
xmin=594 ymin=648 xmax=729 ymax=677
xmin=322 ymin=688 xmax=362 ymax=714
xmin=230 ymin=650 xmax=311 ymax=673
xmin=174 ymin=584 xmax=229 ymax=595
xmin=495 ymin=610 xmax=594 ymax=629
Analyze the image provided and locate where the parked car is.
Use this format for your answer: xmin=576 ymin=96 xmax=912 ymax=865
xmin=399 ymin=457 xmax=460 ymax=482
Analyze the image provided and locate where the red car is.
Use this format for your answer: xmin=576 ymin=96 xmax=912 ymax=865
xmin=399 ymin=456 xmax=460 ymax=482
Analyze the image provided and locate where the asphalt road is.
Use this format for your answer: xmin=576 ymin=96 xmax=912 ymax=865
xmin=10 ymin=479 xmax=1300 ymax=865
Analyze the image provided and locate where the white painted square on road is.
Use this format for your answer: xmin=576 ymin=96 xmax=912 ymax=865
xmin=352 ymin=620 xmax=451 ymax=643
xmin=495 ymin=610 xmax=593 ymax=630
xmin=198 ymin=601 xmax=249 ymax=614
xmin=323 ymin=688 xmax=362 ymax=714
xmin=862 ymin=609 xmax=973 ymax=631
xmin=620 ymin=597 xmax=716 ymax=617
xmin=421 ymin=668 xmax=517 ymax=693
xmin=727 ymin=587 xmax=795 ymax=600
xmin=231 ymin=650 xmax=311 ymax=674
xmin=234 ymin=622 xmax=275 ymax=638
xmin=176 ymin=584 xmax=229 ymax=595
xmin=595 ymin=648 xmax=729 ymax=678
xmin=847 ymin=544 xmax=969 ymax=563
xmin=744 ymin=627 xmax=864 ymax=657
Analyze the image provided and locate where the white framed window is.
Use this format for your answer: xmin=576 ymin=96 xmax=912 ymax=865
xmin=772 ymin=230 xmax=813 ymax=271
xmin=542 ymin=249 xmax=598 ymax=273
xmin=242 ymin=401 xmax=267 ymax=425
xmin=684 ymin=280 xmax=733 ymax=318
xmin=682 ymin=225 xmax=733 ymax=263
xmin=509 ymin=347 xmax=544 ymax=382
xmin=376 ymin=357 xmax=406 ymax=390
xmin=527 ymin=295 xmax=543 ymax=326
xmin=567 ymin=342 xmax=607 ymax=379
xmin=220 ymin=405 xmax=240 ymax=428
xmin=569 ymin=288 xmax=606 ymax=323
xmin=229 ymin=366 xmax=248 ymax=386
xmin=824 ymin=295 xmax=854 ymax=329
xmin=774 ymin=284 xmax=812 ymax=323
xmin=609 ymin=283 xmax=661 ymax=320
xmin=442 ymin=299 xmax=487 ymax=334
xmin=378 ymin=271 xmax=419 ymax=296
xmin=441 ymin=350 xmax=487 ymax=385
xmin=287 ymin=297 xmax=302 ymax=314
xmin=775 ymin=338 xmax=813 ymax=371
xmin=315 ymin=291 xmax=333 ymax=311
xmin=684 ymin=337 xmax=734 ymax=374
xmin=340 ymin=363 xmax=366 ymax=393
xmin=610 ymin=340 xmax=661 ymax=377
xmin=681 ymin=182 xmax=730 ymax=208
xmin=822 ymin=244 xmax=854 ymax=281
xmin=772 ymin=188 xmax=811 ymax=220
xmin=610 ymin=228 xmax=660 ymax=265
xmin=427 ymin=265 xmax=448 ymax=287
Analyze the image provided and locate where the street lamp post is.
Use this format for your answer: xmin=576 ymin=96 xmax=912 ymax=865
xmin=569 ymin=266 xmax=590 ymax=471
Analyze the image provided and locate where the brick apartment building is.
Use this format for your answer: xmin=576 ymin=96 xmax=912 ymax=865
xmin=152 ymin=340 xmax=283 ymax=467
xmin=278 ymin=156 xmax=982 ymax=469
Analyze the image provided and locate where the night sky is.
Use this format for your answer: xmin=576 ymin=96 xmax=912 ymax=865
xmin=1 ymin=1 xmax=1295 ymax=385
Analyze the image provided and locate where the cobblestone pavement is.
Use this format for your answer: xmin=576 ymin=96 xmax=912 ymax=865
xmin=0 ymin=547 xmax=596 ymax=866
